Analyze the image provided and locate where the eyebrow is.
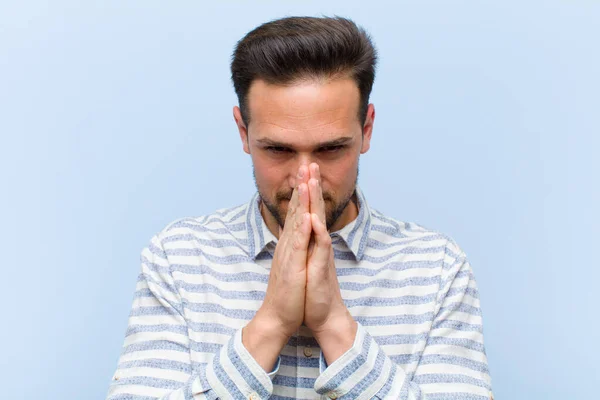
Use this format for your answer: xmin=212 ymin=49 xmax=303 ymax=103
xmin=256 ymin=136 xmax=354 ymax=148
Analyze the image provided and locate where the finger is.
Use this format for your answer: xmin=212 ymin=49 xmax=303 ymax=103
xmin=308 ymin=232 xmax=316 ymax=258
xmin=308 ymin=164 xmax=326 ymax=229
xmin=283 ymin=177 xmax=301 ymax=231
xmin=297 ymin=164 xmax=309 ymax=185
xmin=294 ymin=182 xmax=310 ymax=231
xmin=309 ymin=213 xmax=332 ymax=264
xmin=299 ymin=182 xmax=310 ymax=213
xmin=309 ymin=162 xmax=320 ymax=180
xmin=289 ymin=212 xmax=312 ymax=260
xmin=283 ymin=187 xmax=298 ymax=232
xmin=284 ymin=165 xmax=309 ymax=229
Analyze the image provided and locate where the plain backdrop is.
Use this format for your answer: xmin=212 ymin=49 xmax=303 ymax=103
xmin=1 ymin=1 xmax=598 ymax=399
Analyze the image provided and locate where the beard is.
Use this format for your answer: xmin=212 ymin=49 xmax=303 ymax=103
xmin=253 ymin=165 xmax=359 ymax=231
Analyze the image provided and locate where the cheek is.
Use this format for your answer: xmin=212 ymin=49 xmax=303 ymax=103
xmin=252 ymin=156 xmax=290 ymax=187
xmin=321 ymin=154 xmax=359 ymax=190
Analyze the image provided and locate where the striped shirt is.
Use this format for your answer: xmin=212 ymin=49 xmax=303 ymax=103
xmin=106 ymin=187 xmax=492 ymax=399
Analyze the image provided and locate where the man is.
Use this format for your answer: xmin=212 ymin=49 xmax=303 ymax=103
xmin=106 ymin=16 xmax=492 ymax=400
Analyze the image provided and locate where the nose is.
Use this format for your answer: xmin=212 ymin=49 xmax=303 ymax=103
xmin=288 ymin=154 xmax=315 ymax=188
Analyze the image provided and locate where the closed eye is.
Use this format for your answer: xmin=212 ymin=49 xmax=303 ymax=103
xmin=318 ymin=145 xmax=345 ymax=153
xmin=265 ymin=146 xmax=293 ymax=153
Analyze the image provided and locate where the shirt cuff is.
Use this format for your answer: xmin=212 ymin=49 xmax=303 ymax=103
xmin=205 ymin=328 xmax=280 ymax=399
xmin=314 ymin=323 xmax=406 ymax=399
xmin=267 ymin=355 xmax=281 ymax=378
xmin=319 ymin=349 xmax=328 ymax=373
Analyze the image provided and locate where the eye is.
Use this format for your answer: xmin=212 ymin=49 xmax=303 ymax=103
xmin=265 ymin=146 xmax=292 ymax=154
xmin=318 ymin=145 xmax=345 ymax=153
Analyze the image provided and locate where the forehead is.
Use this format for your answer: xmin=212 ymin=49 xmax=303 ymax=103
xmin=247 ymin=77 xmax=362 ymax=145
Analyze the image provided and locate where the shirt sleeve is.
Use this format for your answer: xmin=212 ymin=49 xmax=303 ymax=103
xmin=106 ymin=234 xmax=280 ymax=400
xmin=314 ymin=240 xmax=493 ymax=399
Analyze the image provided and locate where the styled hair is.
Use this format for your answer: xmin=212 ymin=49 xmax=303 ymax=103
xmin=231 ymin=16 xmax=377 ymax=126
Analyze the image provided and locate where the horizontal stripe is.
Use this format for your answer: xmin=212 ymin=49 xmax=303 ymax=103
xmin=118 ymin=358 xmax=191 ymax=373
xmin=111 ymin=376 xmax=183 ymax=390
xmin=106 ymin=187 xmax=491 ymax=399
xmin=413 ymin=373 xmax=492 ymax=390
xmin=123 ymin=340 xmax=188 ymax=355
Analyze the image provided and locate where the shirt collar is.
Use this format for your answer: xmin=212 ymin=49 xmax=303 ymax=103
xmin=244 ymin=186 xmax=372 ymax=262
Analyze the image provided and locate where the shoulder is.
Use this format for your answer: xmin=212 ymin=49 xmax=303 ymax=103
xmin=369 ymin=208 xmax=452 ymax=243
xmin=369 ymin=208 xmax=467 ymax=261
xmin=152 ymin=201 xmax=250 ymax=244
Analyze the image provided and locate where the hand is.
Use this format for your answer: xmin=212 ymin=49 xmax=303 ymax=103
xmin=243 ymin=165 xmax=312 ymax=371
xmin=260 ymin=164 xmax=312 ymax=336
xmin=303 ymin=164 xmax=355 ymax=339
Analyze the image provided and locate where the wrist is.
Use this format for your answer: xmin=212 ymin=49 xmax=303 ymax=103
xmin=242 ymin=310 xmax=292 ymax=372
xmin=313 ymin=313 xmax=358 ymax=365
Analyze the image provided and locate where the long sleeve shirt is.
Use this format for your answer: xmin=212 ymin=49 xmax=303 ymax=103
xmin=106 ymin=187 xmax=493 ymax=399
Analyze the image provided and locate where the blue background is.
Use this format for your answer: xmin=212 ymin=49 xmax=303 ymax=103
xmin=1 ymin=1 xmax=598 ymax=399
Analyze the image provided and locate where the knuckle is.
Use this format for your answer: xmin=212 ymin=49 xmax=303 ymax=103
xmin=292 ymin=236 xmax=304 ymax=251
xmin=286 ymin=207 xmax=295 ymax=219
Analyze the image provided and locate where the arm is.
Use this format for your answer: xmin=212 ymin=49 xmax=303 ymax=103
xmin=105 ymin=234 xmax=279 ymax=400
xmin=313 ymin=241 xmax=492 ymax=399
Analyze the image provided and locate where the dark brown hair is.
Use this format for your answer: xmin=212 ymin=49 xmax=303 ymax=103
xmin=231 ymin=16 xmax=377 ymax=126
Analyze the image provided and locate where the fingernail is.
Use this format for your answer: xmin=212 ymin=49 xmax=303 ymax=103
xmin=298 ymin=185 xmax=304 ymax=195
xmin=298 ymin=168 xmax=304 ymax=178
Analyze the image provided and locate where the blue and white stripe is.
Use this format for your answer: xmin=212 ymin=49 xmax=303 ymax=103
xmin=106 ymin=187 xmax=492 ymax=399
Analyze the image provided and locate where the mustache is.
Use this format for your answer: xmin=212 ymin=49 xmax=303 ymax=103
xmin=275 ymin=190 xmax=333 ymax=202
xmin=276 ymin=192 xmax=293 ymax=202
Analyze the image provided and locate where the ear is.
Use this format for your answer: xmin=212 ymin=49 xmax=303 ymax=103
xmin=233 ymin=106 xmax=250 ymax=154
xmin=360 ymin=103 xmax=375 ymax=154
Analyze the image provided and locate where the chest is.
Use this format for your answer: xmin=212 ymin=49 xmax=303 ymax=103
xmin=173 ymin=245 xmax=440 ymax=397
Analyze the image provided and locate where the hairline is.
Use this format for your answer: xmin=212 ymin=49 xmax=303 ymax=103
xmin=242 ymin=71 xmax=364 ymax=129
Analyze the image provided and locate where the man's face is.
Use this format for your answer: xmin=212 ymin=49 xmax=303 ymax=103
xmin=234 ymin=77 xmax=374 ymax=230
